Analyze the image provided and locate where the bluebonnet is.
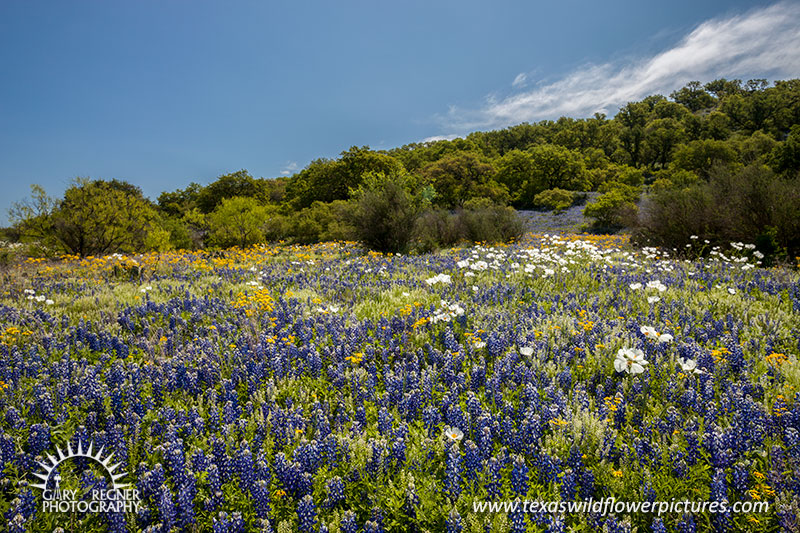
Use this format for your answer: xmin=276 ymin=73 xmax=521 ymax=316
xmin=510 ymin=454 xmax=529 ymax=497
xmin=251 ymin=480 xmax=271 ymax=519
xmin=341 ymin=510 xmax=358 ymax=533
xmin=559 ymin=468 xmax=577 ymax=501
xmin=158 ymin=486 xmax=176 ymax=532
xmin=177 ymin=476 xmax=197 ymax=529
xmin=446 ymin=507 xmax=463 ymax=533
xmin=676 ymin=514 xmax=696 ymax=533
xmin=297 ymin=495 xmax=317 ymax=533
xmin=651 ymin=518 xmax=667 ymax=533
xmin=445 ymin=443 xmax=462 ymax=500
xmin=510 ymin=506 xmax=526 ymax=533
xmin=484 ymin=456 xmax=502 ymax=498
xmin=463 ymin=440 xmax=481 ymax=480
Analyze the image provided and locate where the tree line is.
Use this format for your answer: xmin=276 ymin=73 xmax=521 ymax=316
xmin=7 ymin=78 xmax=800 ymax=257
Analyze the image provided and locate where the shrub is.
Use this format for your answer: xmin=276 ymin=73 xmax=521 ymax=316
xmin=634 ymin=187 xmax=716 ymax=247
xmin=533 ymin=188 xmax=574 ymax=212
xmin=0 ymin=245 xmax=20 ymax=272
xmin=634 ymin=164 xmax=800 ymax=260
xmin=207 ymin=196 xmax=272 ymax=248
xmin=411 ymin=209 xmax=461 ymax=253
xmin=410 ymin=202 xmax=523 ymax=252
xmin=583 ymin=183 xmax=640 ymax=231
xmin=454 ymin=204 xmax=524 ymax=243
xmin=288 ymin=201 xmax=354 ymax=244
xmin=350 ymin=172 xmax=421 ymax=253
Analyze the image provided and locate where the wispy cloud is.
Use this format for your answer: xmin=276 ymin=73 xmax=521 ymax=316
xmin=511 ymin=72 xmax=528 ymax=88
xmin=280 ymin=161 xmax=299 ymax=176
xmin=421 ymin=134 xmax=461 ymax=143
xmin=438 ymin=1 xmax=800 ymax=133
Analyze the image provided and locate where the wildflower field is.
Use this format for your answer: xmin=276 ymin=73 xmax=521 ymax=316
xmin=1 ymin=235 xmax=799 ymax=533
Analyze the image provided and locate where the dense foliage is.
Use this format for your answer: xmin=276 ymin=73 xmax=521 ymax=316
xmin=6 ymin=78 xmax=800 ymax=256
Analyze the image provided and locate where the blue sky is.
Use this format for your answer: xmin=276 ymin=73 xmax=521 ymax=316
xmin=1 ymin=0 xmax=798 ymax=223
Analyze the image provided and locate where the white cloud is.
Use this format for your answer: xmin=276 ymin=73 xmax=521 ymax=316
xmin=512 ymin=72 xmax=527 ymax=88
xmin=280 ymin=161 xmax=299 ymax=176
xmin=439 ymin=1 xmax=800 ymax=132
xmin=421 ymin=134 xmax=461 ymax=143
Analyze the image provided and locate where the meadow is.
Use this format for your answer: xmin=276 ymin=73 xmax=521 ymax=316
xmin=1 ymin=234 xmax=799 ymax=532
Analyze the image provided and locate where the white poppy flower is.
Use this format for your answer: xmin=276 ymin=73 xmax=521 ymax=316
xmin=444 ymin=426 xmax=464 ymax=442
xmin=646 ymin=280 xmax=667 ymax=292
xmin=629 ymin=283 xmax=642 ymax=290
xmin=614 ymin=348 xmax=648 ymax=374
xmin=519 ymin=347 xmax=534 ymax=357
xmin=678 ymin=357 xmax=704 ymax=374
xmin=640 ymin=326 xmax=658 ymax=339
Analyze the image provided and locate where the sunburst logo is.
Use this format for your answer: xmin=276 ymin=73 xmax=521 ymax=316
xmin=30 ymin=439 xmax=141 ymax=514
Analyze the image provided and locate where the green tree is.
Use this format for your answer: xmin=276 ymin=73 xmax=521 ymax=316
xmin=207 ymin=196 xmax=272 ymax=248
xmin=528 ymin=144 xmax=588 ymax=191
xmin=284 ymin=158 xmax=339 ymax=209
xmin=652 ymin=100 xmax=691 ymax=121
xmin=285 ymin=147 xmax=404 ymax=208
xmin=672 ymin=139 xmax=739 ymax=179
xmin=533 ymin=188 xmax=574 ymax=212
xmin=158 ymin=182 xmax=203 ymax=217
xmin=288 ymin=201 xmax=354 ymax=244
xmin=335 ymin=146 xmax=404 ymax=201
xmin=702 ymin=111 xmax=732 ymax=140
xmin=494 ymin=150 xmax=536 ymax=207
xmin=13 ymin=179 xmax=163 ymax=256
xmin=770 ymin=125 xmax=800 ymax=176
xmin=8 ymin=184 xmax=58 ymax=252
xmin=419 ymin=152 xmax=497 ymax=208
xmin=644 ymin=118 xmax=685 ymax=168
xmin=719 ymin=81 xmax=776 ymax=133
xmin=196 ymin=170 xmax=268 ymax=213
xmin=670 ymin=81 xmax=716 ymax=112
xmin=704 ymin=78 xmax=743 ymax=99
xmin=736 ymin=130 xmax=778 ymax=165
xmin=616 ymin=101 xmax=650 ymax=167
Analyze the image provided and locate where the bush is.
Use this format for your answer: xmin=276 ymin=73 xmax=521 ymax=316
xmin=411 ymin=204 xmax=524 ymax=252
xmin=411 ymin=209 xmax=462 ymax=253
xmin=350 ymin=172 xmax=421 ymax=253
xmin=288 ymin=201 xmax=353 ymax=244
xmin=634 ymin=187 xmax=716 ymax=247
xmin=207 ymin=196 xmax=272 ymax=248
xmin=583 ymin=183 xmax=640 ymax=231
xmin=634 ymin=164 xmax=800 ymax=260
xmin=454 ymin=204 xmax=524 ymax=243
xmin=0 ymin=244 xmax=21 ymax=272
xmin=533 ymin=188 xmax=574 ymax=212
